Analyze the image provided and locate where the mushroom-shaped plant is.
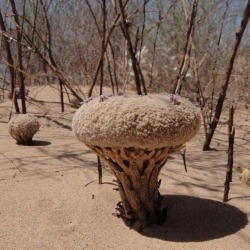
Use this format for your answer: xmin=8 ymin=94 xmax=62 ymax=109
xmin=72 ymin=94 xmax=200 ymax=226
xmin=8 ymin=114 xmax=40 ymax=145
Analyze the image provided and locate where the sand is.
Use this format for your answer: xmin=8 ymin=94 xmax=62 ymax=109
xmin=0 ymin=85 xmax=249 ymax=250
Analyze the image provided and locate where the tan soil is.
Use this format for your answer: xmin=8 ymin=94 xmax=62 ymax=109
xmin=0 ymin=85 xmax=249 ymax=250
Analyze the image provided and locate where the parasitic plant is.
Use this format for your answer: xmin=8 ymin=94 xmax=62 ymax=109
xmin=8 ymin=114 xmax=40 ymax=145
xmin=72 ymin=94 xmax=200 ymax=226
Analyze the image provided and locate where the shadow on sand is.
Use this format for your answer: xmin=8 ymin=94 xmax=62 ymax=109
xmin=141 ymin=195 xmax=248 ymax=242
xmin=31 ymin=140 xmax=51 ymax=146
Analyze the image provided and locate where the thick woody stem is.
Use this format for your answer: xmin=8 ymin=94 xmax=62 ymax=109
xmin=89 ymin=145 xmax=183 ymax=225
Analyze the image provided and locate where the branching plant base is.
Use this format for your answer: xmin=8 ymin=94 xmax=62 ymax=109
xmin=89 ymin=145 xmax=183 ymax=226
xmin=12 ymin=134 xmax=33 ymax=145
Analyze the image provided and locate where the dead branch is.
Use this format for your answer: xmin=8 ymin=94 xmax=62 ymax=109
xmin=10 ymin=0 xmax=27 ymax=113
xmin=88 ymin=0 xmax=130 ymax=97
xmin=39 ymin=0 xmax=65 ymax=112
xmin=209 ymin=0 xmax=230 ymax=124
xmin=0 ymin=10 xmax=20 ymax=113
xmin=203 ymin=0 xmax=250 ymax=151
xmin=118 ymin=0 xmax=144 ymax=95
xmin=173 ymin=0 xmax=198 ymax=94
xmin=223 ymin=106 xmax=235 ymax=202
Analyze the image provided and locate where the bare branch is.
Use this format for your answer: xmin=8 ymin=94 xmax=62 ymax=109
xmin=203 ymin=0 xmax=250 ymax=151
xmin=173 ymin=0 xmax=198 ymax=94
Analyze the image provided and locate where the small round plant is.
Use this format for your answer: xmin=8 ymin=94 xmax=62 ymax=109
xmin=8 ymin=114 xmax=40 ymax=145
xmin=72 ymin=93 xmax=200 ymax=226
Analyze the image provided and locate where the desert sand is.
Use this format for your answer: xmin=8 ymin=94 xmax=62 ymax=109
xmin=0 ymin=85 xmax=249 ymax=250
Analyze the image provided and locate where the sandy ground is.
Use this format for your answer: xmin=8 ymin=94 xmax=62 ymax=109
xmin=0 ymin=85 xmax=249 ymax=250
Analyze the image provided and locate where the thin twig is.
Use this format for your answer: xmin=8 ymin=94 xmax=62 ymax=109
xmin=1 ymin=152 xmax=22 ymax=172
xmin=173 ymin=0 xmax=198 ymax=94
xmin=88 ymin=0 xmax=130 ymax=97
xmin=180 ymin=148 xmax=187 ymax=172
